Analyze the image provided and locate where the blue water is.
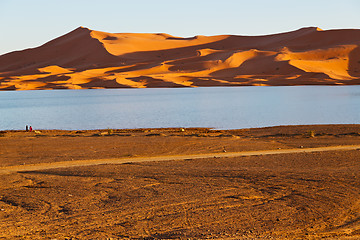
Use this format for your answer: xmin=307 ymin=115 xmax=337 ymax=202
xmin=0 ymin=86 xmax=359 ymax=130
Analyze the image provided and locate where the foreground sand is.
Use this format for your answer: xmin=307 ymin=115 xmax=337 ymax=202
xmin=1 ymin=27 xmax=360 ymax=90
xmin=1 ymin=125 xmax=360 ymax=239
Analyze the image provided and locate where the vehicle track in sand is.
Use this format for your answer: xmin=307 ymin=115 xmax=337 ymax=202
xmin=1 ymin=144 xmax=360 ymax=175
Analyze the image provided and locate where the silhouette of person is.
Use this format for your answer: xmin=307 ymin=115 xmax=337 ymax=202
xmin=26 ymin=125 xmax=28 ymax=132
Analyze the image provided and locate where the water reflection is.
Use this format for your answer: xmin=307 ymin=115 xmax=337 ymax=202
xmin=0 ymin=86 xmax=359 ymax=130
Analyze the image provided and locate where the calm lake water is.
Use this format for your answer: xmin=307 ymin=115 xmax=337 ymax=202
xmin=1 ymin=86 xmax=360 ymax=130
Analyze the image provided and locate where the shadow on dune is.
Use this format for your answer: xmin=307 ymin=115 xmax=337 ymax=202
xmin=349 ymin=46 xmax=360 ymax=78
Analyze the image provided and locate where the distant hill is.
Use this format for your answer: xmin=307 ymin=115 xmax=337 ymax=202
xmin=1 ymin=27 xmax=360 ymax=90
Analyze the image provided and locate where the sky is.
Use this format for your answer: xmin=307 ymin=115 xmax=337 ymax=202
xmin=1 ymin=0 xmax=360 ymax=55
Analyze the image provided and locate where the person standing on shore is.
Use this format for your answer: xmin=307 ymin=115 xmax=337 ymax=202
xmin=26 ymin=125 xmax=28 ymax=132
xmin=29 ymin=126 xmax=33 ymax=132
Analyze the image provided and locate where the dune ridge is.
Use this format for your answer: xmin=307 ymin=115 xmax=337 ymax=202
xmin=1 ymin=27 xmax=360 ymax=90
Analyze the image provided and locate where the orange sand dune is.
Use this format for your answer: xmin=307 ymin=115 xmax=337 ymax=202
xmin=1 ymin=27 xmax=360 ymax=90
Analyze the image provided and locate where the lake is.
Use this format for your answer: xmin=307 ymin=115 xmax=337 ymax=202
xmin=0 ymin=86 xmax=360 ymax=130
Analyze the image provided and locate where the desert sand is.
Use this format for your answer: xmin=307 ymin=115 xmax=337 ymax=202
xmin=1 ymin=125 xmax=360 ymax=239
xmin=1 ymin=27 xmax=360 ymax=90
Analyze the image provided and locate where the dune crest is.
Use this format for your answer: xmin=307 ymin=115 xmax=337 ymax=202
xmin=276 ymin=45 xmax=357 ymax=80
xmin=1 ymin=27 xmax=360 ymax=90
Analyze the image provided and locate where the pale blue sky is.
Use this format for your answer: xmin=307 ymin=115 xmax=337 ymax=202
xmin=1 ymin=0 xmax=359 ymax=55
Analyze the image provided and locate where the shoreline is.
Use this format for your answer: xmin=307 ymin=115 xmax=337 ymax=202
xmin=2 ymin=83 xmax=360 ymax=91
xmin=2 ymin=124 xmax=360 ymax=168
xmin=1 ymin=84 xmax=360 ymax=92
xmin=2 ymin=123 xmax=360 ymax=132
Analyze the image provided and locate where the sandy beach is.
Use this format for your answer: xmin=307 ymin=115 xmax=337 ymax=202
xmin=1 ymin=124 xmax=360 ymax=239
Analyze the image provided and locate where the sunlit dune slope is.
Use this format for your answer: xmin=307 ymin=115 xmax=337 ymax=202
xmin=1 ymin=26 xmax=360 ymax=90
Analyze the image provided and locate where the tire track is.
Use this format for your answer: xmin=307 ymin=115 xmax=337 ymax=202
xmin=1 ymin=145 xmax=360 ymax=175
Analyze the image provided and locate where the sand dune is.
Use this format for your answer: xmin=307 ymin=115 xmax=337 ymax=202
xmin=1 ymin=27 xmax=360 ymax=90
